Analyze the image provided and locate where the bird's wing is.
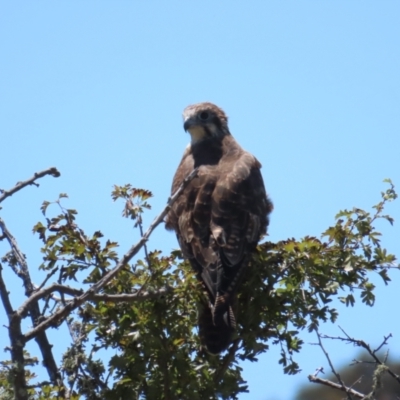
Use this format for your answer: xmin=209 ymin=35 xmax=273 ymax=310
xmin=210 ymin=153 xmax=268 ymax=265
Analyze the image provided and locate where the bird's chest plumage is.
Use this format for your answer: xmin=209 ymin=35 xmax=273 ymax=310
xmin=191 ymin=138 xmax=224 ymax=168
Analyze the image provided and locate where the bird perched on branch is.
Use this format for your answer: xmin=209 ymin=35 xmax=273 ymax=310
xmin=165 ymin=102 xmax=273 ymax=354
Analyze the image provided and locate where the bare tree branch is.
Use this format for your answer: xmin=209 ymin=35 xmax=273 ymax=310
xmin=372 ymin=333 xmax=392 ymax=354
xmin=307 ymin=375 xmax=365 ymax=399
xmin=315 ymin=329 xmax=354 ymax=400
xmin=0 ymin=218 xmax=34 ymax=295
xmin=0 ymin=167 xmax=60 ymax=204
xmin=322 ymin=327 xmax=400 ymax=385
xmin=0 ymin=266 xmax=27 ymax=400
xmin=214 ymin=338 xmax=241 ymax=384
xmin=18 ymin=283 xmax=172 ymax=316
xmin=36 ymin=267 xmax=59 ymax=291
xmin=0 ymin=217 xmax=63 ymax=388
xmin=23 ymin=168 xmax=198 ymax=343
xmin=136 ymin=214 xmax=152 ymax=271
xmin=339 ymin=327 xmax=400 ymax=385
xmin=0 ymin=264 xmax=14 ymax=317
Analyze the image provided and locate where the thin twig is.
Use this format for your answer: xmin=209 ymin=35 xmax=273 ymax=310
xmin=23 ymin=168 xmax=199 ymax=343
xmin=137 ymin=214 xmax=152 ymax=271
xmin=312 ymin=367 xmax=324 ymax=377
xmin=36 ymin=267 xmax=59 ymax=291
xmin=338 ymin=327 xmax=400 ymax=384
xmin=315 ymin=329 xmax=353 ymax=400
xmin=0 ymin=167 xmax=60 ymax=204
xmin=372 ymin=333 xmax=392 ymax=354
xmin=65 ymin=318 xmax=84 ymax=396
xmin=40 ymin=292 xmax=53 ymax=317
xmin=214 ymin=338 xmax=241 ymax=383
xmin=322 ymin=328 xmax=400 ymax=386
xmin=383 ymin=349 xmax=389 ymax=364
xmin=351 ymin=359 xmax=376 ymax=366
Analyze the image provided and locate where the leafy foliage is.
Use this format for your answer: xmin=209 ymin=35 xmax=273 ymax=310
xmin=0 ymin=180 xmax=398 ymax=399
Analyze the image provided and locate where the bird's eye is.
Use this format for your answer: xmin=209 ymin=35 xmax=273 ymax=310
xmin=199 ymin=111 xmax=209 ymax=120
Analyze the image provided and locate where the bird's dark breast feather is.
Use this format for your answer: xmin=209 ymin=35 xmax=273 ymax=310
xmin=191 ymin=137 xmax=223 ymax=168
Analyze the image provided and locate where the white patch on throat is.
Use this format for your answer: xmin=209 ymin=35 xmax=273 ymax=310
xmin=188 ymin=126 xmax=207 ymax=143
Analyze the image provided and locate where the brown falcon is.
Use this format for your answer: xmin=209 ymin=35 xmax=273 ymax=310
xmin=165 ymin=102 xmax=273 ymax=354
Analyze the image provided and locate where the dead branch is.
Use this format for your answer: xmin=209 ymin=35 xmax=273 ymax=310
xmin=307 ymin=374 xmax=364 ymax=398
xmin=0 ymin=217 xmax=35 ymax=295
xmin=136 ymin=214 xmax=152 ymax=271
xmin=0 ymin=264 xmax=14 ymax=317
xmin=339 ymin=327 xmax=400 ymax=385
xmin=0 ymin=167 xmax=60 ymax=204
xmin=17 ymin=283 xmax=172 ymax=317
xmin=214 ymin=338 xmax=241 ymax=384
xmin=0 ymin=266 xmax=27 ymax=400
xmin=0 ymin=217 xmax=62 ymax=387
xmin=321 ymin=327 xmax=400 ymax=385
xmin=36 ymin=267 xmax=59 ymax=292
xmin=23 ymin=168 xmax=198 ymax=343
xmin=315 ymin=329 xmax=354 ymax=400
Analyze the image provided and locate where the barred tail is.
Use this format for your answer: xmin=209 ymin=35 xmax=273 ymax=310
xmin=198 ymin=301 xmax=235 ymax=354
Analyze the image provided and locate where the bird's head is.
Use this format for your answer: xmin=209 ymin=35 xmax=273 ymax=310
xmin=182 ymin=102 xmax=230 ymax=144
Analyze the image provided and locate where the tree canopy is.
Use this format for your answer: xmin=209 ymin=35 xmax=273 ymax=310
xmin=0 ymin=168 xmax=398 ymax=399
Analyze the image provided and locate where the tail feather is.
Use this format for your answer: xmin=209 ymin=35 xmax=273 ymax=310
xmin=198 ymin=302 xmax=234 ymax=354
xmin=213 ymin=293 xmax=236 ymax=328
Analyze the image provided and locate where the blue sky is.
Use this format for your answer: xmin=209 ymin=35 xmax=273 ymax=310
xmin=1 ymin=2 xmax=399 ymax=399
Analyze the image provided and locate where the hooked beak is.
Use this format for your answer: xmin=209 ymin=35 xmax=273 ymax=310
xmin=183 ymin=116 xmax=197 ymax=132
